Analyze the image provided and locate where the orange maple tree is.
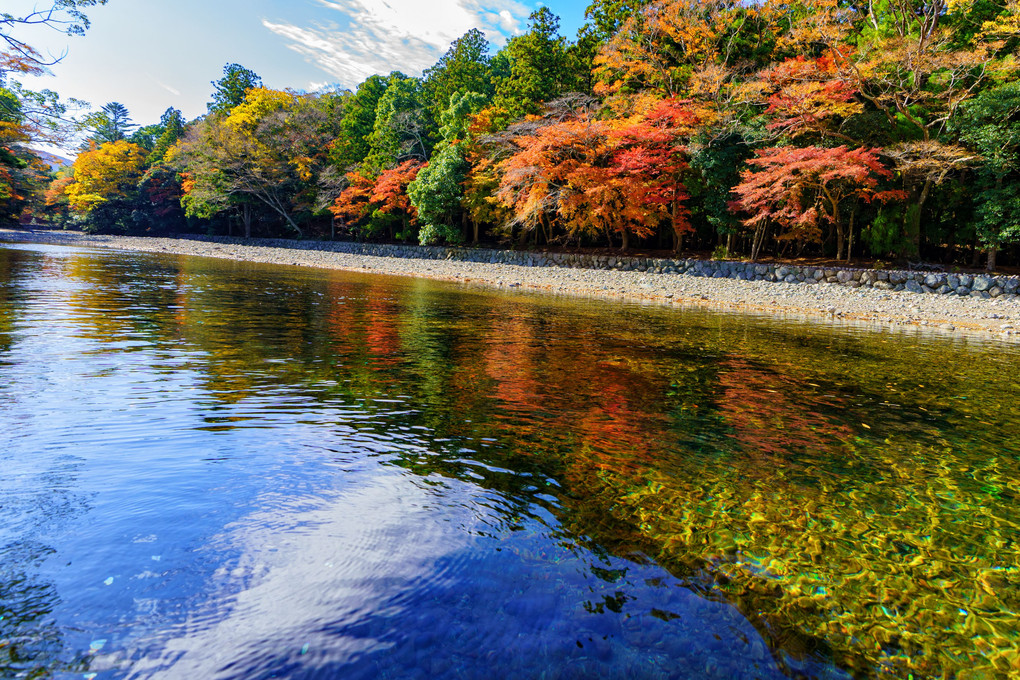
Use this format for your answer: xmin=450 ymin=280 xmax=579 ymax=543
xmin=730 ymin=145 xmax=905 ymax=260
xmin=497 ymin=98 xmax=697 ymax=250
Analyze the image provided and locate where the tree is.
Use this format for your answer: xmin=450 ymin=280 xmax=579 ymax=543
xmin=593 ymin=0 xmax=777 ymax=98
xmin=207 ymin=63 xmax=263 ymax=113
xmin=755 ymin=53 xmax=864 ymax=144
xmin=957 ymin=81 xmax=1020 ymax=269
xmin=1 ymin=1 xmax=105 ymax=145
xmin=175 ymin=88 xmax=331 ymax=237
xmin=496 ymin=96 xmax=695 ymax=250
xmin=730 ymin=146 xmax=904 ymax=260
xmin=63 ymin=140 xmax=148 ymax=227
xmin=149 ymin=107 xmax=185 ymax=164
xmin=408 ymin=144 xmax=467 ymax=245
xmin=423 ymin=30 xmax=495 ymax=119
xmin=330 ymin=75 xmax=387 ymax=171
xmin=329 ymin=171 xmax=375 ymax=235
xmin=83 ymin=101 xmax=136 ymax=146
xmin=584 ymin=0 xmax=651 ymax=44
xmin=369 ymin=160 xmax=425 ymax=239
xmin=366 ymin=74 xmax=435 ymax=169
xmin=407 ymin=92 xmax=487 ymax=245
xmin=494 ymin=8 xmax=578 ymax=118
xmin=2 ymin=1 xmax=108 ymax=59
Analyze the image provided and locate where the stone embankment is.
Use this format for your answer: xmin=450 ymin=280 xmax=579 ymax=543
xmin=161 ymin=234 xmax=1020 ymax=300
xmin=2 ymin=229 xmax=1018 ymax=340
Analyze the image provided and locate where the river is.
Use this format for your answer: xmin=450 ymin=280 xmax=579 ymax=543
xmin=0 ymin=242 xmax=1017 ymax=679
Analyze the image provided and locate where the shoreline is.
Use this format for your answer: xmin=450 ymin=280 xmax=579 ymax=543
xmin=3 ymin=229 xmax=1017 ymax=341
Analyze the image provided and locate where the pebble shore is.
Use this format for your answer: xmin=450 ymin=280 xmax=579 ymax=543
xmin=3 ymin=229 xmax=1018 ymax=341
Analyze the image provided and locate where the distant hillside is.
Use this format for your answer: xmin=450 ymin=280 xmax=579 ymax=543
xmin=33 ymin=150 xmax=73 ymax=172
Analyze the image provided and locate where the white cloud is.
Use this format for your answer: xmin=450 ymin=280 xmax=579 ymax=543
xmin=263 ymin=0 xmax=529 ymax=88
xmin=158 ymin=82 xmax=182 ymax=97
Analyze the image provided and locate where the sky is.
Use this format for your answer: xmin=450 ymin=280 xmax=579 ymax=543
xmin=12 ymin=0 xmax=589 ymax=150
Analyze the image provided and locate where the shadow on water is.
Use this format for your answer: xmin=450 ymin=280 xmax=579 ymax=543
xmin=0 ymin=242 xmax=1018 ymax=678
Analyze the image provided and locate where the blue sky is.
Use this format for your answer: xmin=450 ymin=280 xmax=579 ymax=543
xmin=13 ymin=0 xmax=589 ymax=139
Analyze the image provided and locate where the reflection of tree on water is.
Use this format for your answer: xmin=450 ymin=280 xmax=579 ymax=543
xmin=18 ymin=245 xmax=1020 ymax=679
xmin=0 ymin=543 xmax=90 ymax=678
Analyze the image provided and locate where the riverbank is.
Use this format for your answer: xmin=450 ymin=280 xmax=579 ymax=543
xmin=3 ymin=229 xmax=1018 ymax=340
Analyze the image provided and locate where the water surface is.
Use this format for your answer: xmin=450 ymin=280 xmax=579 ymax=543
xmin=1 ymin=242 xmax=1018 ymax=679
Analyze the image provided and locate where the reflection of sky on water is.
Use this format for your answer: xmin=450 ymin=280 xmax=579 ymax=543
xmin=114 ymin=462 xmax=808 ymax=680
xmin=19 ymin=242 xmax=996 ymax=677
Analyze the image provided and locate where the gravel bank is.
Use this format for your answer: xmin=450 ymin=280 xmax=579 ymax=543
xmin=4 ymin=229 xmax=1018 ymax=342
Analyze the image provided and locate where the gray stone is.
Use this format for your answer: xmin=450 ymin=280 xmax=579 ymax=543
xmin=946 ymin=274 xmax=960 ymax=289
xmin=972 ymin=275 xmax=993 ymax=292
xmin=955 ymin=286 xmax=971 ymax=296
xmin=784 ymin=274 xmax=798 ymax=283
xmin=904 ymin=280 xmax=924 ymax=294
xmin=1004 ymin=279 xmax=1019 ymax=294
xmin=826 ymin=276 xmax=839 ymax=283
xmin=861 ymin=271 xmax=877 ymax=285
xmin=777 ymin=266 xmax=790 ymax=279
xmin=924 ymin=273 xmax=942 ymax=288
xmin=937 ymin=285 xmax=952 ymax=295
xmin=813 ymin=269 xmax=825 ymax=281
xmin=960 ymin=274 xmax=974 ymax=288
xmin=889 ymin=271 xmax=908 ymax=284
xmin=837 ymin=271 xmax=854 ymax=283
xmin=990 ymin=286 xmax=1003 ymax=297
xmin=873 ymin=281 xmax=893 ymax=290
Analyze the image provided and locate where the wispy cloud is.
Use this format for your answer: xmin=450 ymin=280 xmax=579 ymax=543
xmin=263 ymin=0 xmax=529 ymax=88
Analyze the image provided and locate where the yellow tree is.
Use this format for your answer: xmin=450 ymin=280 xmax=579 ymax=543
xmin=64 ymin=140 xmax=148 ymax=213
xmin=174 ymin=88 xmax=331 ymax=237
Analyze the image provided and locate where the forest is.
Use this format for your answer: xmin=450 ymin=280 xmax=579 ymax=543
xmin=3 ymin=0 xmax=1020 ymax=269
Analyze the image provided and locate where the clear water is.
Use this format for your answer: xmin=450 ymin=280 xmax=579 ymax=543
xmin=1 ymin=242 xmax=1018 ymax=679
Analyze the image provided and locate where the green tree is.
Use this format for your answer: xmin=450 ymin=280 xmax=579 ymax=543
xmin=957 ymin=81 xmax=1020 ymax=270
xmin=83 ymin=101 xmax=135 ymax=146
xmin=366 ymin=73 xmax=435 ymax=169
xmin=493 ymin=8 xmax=578 ymax=118
xmin=331 ymin=75 xmax=388 ymax=171
xmin=407 ymin=91 xmax=487 ymax=245
xmin=583 ymin=0 xmax=650 ymax=44
xmin=208 ymin=63 xmax=263 ymax=113
xmin=423 ymin=29 xmax=495 ymax=119
xmin=149 ymin=107 xmax=185 ymax=164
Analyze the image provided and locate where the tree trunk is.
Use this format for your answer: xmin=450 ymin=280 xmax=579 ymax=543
xmin=726 ymin=232 xmax=735 ymax=257
xmin=243 ymin=204 xmax=252 ymax=238
xmin=331 ymin=216 xmax=336 ymax=241
xmin=620 ymin=229 xmax=630 ymax=252
xmin=847 ymin=210 xmax=855 ymax=262
xmin=472 ymin=219 xmax=479 ymax=244
xmin=908 ymin=178 xmax=934 ymax=257
xmin=282 ymin=212 xmax=303 ymax=239
xmin=987 ymin=246 xmax=998 ymax=272
xmin=751 ymin=225 xmax=766 ymax=261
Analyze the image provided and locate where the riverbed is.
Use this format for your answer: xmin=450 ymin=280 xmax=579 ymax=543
xmin=1 ymin=240 xmax=1018 ymax=679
